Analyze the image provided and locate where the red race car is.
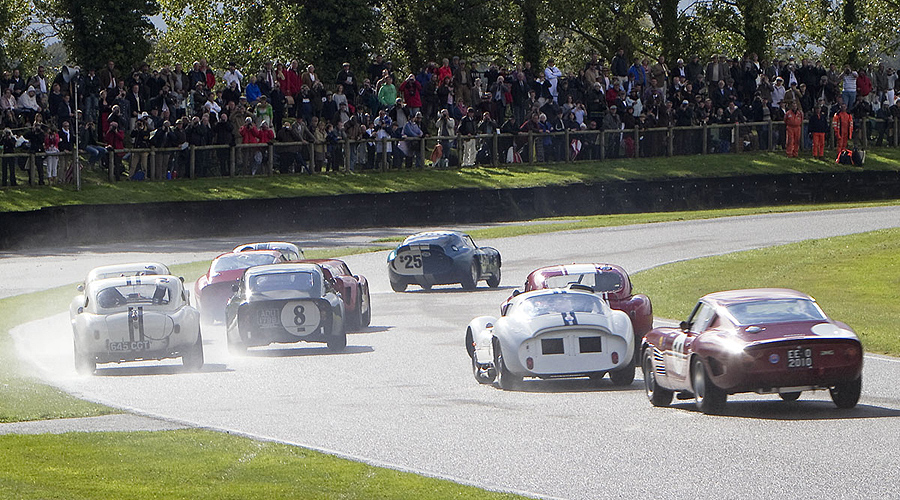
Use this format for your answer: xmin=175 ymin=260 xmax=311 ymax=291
xmin=515 ymin=264 xmax=652 ymax=364
xmin=297 ymin=259 xmax=371 ymax=330
xmin=194 ymin=250 xmax=287 ymax=324
xmin=641 ymin=288 xmax=864 ymax=414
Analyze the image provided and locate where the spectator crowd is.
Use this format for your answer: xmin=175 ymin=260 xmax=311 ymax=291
xmin=3 ymin=50 xmax=900 ymax=186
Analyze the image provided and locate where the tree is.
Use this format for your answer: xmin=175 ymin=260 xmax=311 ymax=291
xmin=0 ymin=0 xmax=46 ymax=71
xmin=37 ymin=0 xmax=159 ymax=70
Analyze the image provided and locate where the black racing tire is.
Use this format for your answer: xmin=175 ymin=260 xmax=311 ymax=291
xmin=494 ymin=338 xmax=522 ymax=391
xmin=326 ymin=333 xmax=348 ymax=352
xmin=830 ymin=376 xmax=862 ymax=409
xmin=643 ymin=349 xmax=673 ymax=407
xmin=73 ymin=339 xmax=96 ymax=376
xmin=588 ymin=371 xmax=607 ymax=385
xmin=360 ymin=288 xmax=371 ymax=327
xmin=461 ymin=261 xmax=478 ymax=290
xmin=348 ymin=292 xmax=362 ymax=330
xmin=390 ymin=279 xmax=407 ymax=293
xmin=182 ymin=331 xmax=204 ymax=372
xmin=691 ymin=357 xmax=727 ymax=414
xmin=486 ymin=269 xmax=501 ymax=288
xmin=779 ymin=391 xmax=802 ymax=402
xmin=609 ymin=365 xmax=636 ymax=386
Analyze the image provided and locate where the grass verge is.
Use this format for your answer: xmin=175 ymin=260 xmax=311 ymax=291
xmin=4 ymin=148 xmax=900 ymax=212
xmin=0 ymin=429 xmax=526 ymax=499
xmin=631 ymin=228 xmax=900 ymax=355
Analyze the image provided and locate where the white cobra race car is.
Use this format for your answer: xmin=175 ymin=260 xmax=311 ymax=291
xmin=465 ymin=286 xmax=635 ymax=390
xmin=69 ymin=262 xmax=171 ymax=321
xmin=71 ymin=274 xmax=203 ymax=375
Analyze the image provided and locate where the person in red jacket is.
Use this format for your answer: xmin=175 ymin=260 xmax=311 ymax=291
xmin=784 ymin=101 xmax=803 ymax=157
xmin=239 ymin=117 xmax=260 ymax=175
xmin=104 ymin=121 xmax=125 ymax=180
xmin=832 ymin=103 xmax=853 ymax=152
xmin=399 ymin=74 xmax=422 ymax=117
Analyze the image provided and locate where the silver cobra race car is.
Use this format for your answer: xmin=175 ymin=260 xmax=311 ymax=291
xmin=70 ymin=262 xmax=171 ymax=321
xmin=225 ymin=263 xmax=347 ymax=353
xmin=465 ymin=286 xmax=635 ymax=390
xmin=71 ymin=274 xmax=203 ymax=375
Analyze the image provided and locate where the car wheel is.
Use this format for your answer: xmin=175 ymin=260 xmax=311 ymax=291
xmin=327 ymin=333 xmax=347 ymax=352
xmin=360 ymin=288 xmax=371 ymax=327
xmin=830 ymin=376 xmax=862 ymax=409
xmin=588 ymin=371 xmax=607 ymax=385
xmin=691 ymin=357 xmax=727 ymax=414
xmin=643 ymin=349 xmax=673 ymax=407
xmin=779 ymin=391 xmax=802 ymax=402
xmin=182 ymin=331 xmax=204 ymax=372
xmin=348 ymin=293 xmax=362 ymax=330
xmin=494 ymin=338 xmax=522 ymax=391
xmin=73 ymin=339 xmax=95 ymax=376
xmin=486 ymin=269 xmax=501 ymax=288
xmin=609 ymin=365 xmax=636 ymax=386
xmin=461 ymin=262 xmax=478 ymax=290
xmin=390 ymin=279 xmax=407 ymax=292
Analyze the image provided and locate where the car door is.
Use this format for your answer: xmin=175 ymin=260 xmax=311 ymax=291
xmin=664 ymin=301 xmax=716 ymax=386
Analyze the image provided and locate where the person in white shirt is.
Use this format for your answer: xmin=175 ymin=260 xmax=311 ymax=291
xmin=223 ymin=62 xmax=243 ymax=91
xmin=544 ymin=59 xmax=563 ymax=103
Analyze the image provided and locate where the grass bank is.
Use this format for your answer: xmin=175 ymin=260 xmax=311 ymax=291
xmin=0 ymin=429 xmax=525 ymax=499
xmin=3 ymin=148 xmax=900 ymax=212
xmin=632 ymin=228 xmax=900 ymax=355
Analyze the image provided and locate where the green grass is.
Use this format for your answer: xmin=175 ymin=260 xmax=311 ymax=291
xmin=4 ymin=148 xmax=900 ymax=212
xmin=632 ymin=228 xmax=900 ymax=355
xmin=375 ymin=199 xmax=900 ymax=243
xmin=0 ymin=429 xmax=526 ymax=499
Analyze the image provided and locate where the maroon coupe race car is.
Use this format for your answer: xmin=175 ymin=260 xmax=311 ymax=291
xmin=194 ymin=250 xmax=287 ymax=324
xmin=298 ymin=259 xmax=371 ymax=330
xmin=516 ymin=263 xmax=653 ymax=364
xmin=641 ymin=288 xmax=864 ymax=414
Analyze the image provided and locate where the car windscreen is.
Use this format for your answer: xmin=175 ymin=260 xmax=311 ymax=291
xmin=96 ymin=283 xmax=174 ymax=309
xmin=517 ymin=294 xmax=604 ymax=318
xmin=212 ymin=253 xmax=276 ymax=273
xmin=544 ymin=272 xmax=624 ymax=293
xmin=249 ymin=272 xmax=316 ymax=293
xmin=725 ymin=299 xmax=827 ymax=324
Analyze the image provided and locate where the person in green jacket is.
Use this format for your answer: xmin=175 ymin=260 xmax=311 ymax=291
xmin=378 ymin=75 xmax=398 ymax=111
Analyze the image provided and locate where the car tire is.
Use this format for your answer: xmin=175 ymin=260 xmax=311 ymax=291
xmin=348 ymin=293 xmax=362 ymax=330
xmin=778 ymin=391 xmax=802 ymax=402
xmin=327 ymin=333 xmax=347 ymax=352
xmin=588 ymin=371 xmax=607 ymax=385
xmin=830 ymin=376 xmax=862 ymax=409
xmin=73 ymin=340 xmax=95 ymax=376
xmin=609 ymin=365 xmax=635 ymax=386
xmin=360 ymin=288 xmax=371 ymax=327
xmin=643 ymin=349 xmax=673 ymax=407
xmin=461 ymin=262 xmax=478 ymax=290
xmin=182 ymin=331 xmax=204 ymax=372
xmin=390 ymin=279 xmax=407 ymax=292
xmin=486 ymin=269 xmax=501 ymax=288
xmin=691 ymin=357 xmax=727 ymax=414
xmin=494 ymin=338 xmax=522 ymax=391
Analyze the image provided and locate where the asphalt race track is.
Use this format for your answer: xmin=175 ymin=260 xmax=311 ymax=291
xmin=9 ymin=207 xmax=900 ymax=499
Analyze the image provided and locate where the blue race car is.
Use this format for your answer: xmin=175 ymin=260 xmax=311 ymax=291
xmin=387 ymin=230 xmax=501 ymax=292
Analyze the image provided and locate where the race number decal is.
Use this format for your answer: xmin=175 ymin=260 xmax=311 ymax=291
xmin=672 ymin=333 xmax=688 ymax=354
xmin=393 ymin=248 xmax=427 ymax=276
xmin=280 ymin=301 xmax=321 ymax=336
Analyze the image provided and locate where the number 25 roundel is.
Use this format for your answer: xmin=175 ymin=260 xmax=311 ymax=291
xmin=561 ymin=312 xmax=578 ymax=325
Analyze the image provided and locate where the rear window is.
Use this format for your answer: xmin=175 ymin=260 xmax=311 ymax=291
xmin=544 ymin=271 xmax=624 ymax=293
xmin=249 ymin=272 xmax=316 ymax=293
xmin=725 ymin=299 xmax=826 ymax=324
xmin=96 ymin=282 xmax=176 ymax=309
xmin=517 ymin=293 xmax=604 ymax=318
xmin=212 ymin=253 xmax=277 ymax=273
